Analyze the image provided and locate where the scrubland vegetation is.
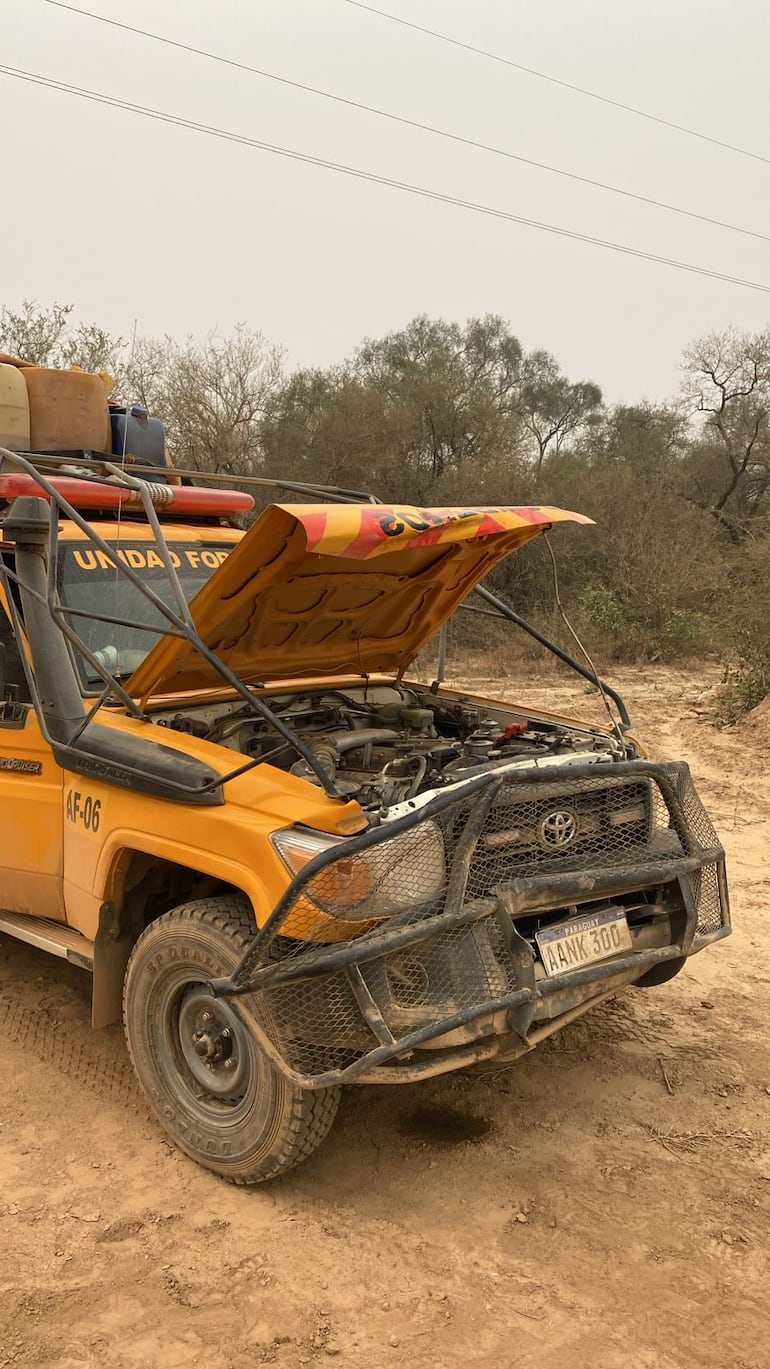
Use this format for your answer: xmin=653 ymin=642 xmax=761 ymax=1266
xmin=3 ymin=300 xmax=768 ymax=714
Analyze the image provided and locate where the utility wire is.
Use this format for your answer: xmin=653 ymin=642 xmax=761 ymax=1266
xmin=342 ymin=0 xmax=770 ymax=168
xmin=36 ymin=0 xmax=770 ymax=245
xmin=2 ymin=64 xmax=769 ymax=295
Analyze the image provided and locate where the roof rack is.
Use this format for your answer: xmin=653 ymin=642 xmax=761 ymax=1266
xmin=0 ymin=449 xmax=383 ymax=506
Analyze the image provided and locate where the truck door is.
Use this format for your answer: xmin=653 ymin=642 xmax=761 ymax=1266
xmin=0 ymin=603 xmax=65 ymax=921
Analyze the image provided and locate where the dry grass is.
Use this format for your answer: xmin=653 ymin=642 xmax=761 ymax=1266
xmin=643 ymin=1124 xmax=760 ymax=1157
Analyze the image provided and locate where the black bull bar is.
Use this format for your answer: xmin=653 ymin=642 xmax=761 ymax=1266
xmin=209 ymin=760 xmax=729 ymax=1088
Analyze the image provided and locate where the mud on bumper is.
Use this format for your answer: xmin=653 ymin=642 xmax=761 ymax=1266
xmin=210 ymin=761 xmax=730 ymax=1087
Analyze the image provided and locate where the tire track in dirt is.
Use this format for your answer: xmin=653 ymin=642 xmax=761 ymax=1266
xmin=0 ymin=944 xmax=140 ymax=1108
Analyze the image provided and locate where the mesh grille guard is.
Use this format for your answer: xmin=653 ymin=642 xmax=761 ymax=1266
xmin=209 ymin=759 xmax=729 ymax=1087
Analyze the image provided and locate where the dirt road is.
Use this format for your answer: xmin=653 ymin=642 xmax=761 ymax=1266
xmin=1 ymin=667 xmax=767 ymax=1368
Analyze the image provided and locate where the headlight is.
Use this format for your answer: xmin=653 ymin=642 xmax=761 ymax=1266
xmin=271 ymin=821 xmax=446 ymax=921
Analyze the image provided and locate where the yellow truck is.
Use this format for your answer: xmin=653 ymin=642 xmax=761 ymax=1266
xmin=0 ymin=449 xmax=730 ymax=1183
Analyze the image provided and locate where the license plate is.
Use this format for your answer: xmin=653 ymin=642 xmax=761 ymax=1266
xmin=536 ymin=907 xmax=633 ymax=978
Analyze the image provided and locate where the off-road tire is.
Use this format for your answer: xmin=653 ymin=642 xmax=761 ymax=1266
xmin=123 ymin=894 xmax=340 ymax=1183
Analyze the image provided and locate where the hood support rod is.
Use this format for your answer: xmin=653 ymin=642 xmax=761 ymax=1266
xmin=470 ymin=584 xmax=631 ymax=731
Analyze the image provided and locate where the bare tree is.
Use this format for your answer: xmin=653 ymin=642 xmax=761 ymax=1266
xmin=682 ymin=328 xmax=770 ymax=539
xmin=126 ymin=326 xmax=284 ymax=476
xmin=59 ymin=322 xmax=127 ymax=386
xmin=0 ymin=300 xmax=74 ymax=365
xmin=0 ymin=299 xmax=125 ymax=386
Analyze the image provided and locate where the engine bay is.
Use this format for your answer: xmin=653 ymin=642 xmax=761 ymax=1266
xmin=152 ymin=683 xmax=626 ymax=813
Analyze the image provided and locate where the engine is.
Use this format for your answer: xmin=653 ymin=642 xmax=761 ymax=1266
xmin=153 ymin=684 xmax=623 ymax=813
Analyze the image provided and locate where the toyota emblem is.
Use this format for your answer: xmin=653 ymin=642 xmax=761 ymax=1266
xmin=539 ymin=809 xmax=578 ymax=849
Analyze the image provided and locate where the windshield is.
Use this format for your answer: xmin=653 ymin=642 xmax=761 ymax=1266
xmin=58 ymin=538 xmax=238 ymax=685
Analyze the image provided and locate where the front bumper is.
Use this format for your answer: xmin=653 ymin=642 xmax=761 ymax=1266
xmin=210 ymin=760 xmax=730 ymax=1087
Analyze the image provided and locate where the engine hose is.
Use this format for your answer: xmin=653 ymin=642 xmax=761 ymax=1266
xmin=292 ymin=728 xmax=401 ymax=784
xmin=333 ymin=729 xmax=399 ymax=755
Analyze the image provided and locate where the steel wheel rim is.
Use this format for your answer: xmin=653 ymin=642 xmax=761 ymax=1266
xmin=155 ymin=973 xmax=261 ymax=1125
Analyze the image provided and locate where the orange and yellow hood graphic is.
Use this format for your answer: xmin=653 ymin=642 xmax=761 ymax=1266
xmin=293 ymin=504 xmax=592 ymax=559
xmin=127 ymin=503 xmax=593 ymax=698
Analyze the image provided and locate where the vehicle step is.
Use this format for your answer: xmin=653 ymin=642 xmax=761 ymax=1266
xmin=0 ymin=911 xmax=94 ymax=969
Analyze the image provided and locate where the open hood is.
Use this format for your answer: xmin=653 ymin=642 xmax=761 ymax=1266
xmin=127 ymin=503 xmax=592 ymax=698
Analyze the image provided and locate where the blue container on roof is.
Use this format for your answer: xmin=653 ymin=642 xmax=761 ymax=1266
xmin=110 ymin=404 xmax=167 ymax=480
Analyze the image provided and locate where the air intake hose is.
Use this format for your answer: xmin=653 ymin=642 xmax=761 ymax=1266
xmin=4 ymin=496 xmax=86 ymax=744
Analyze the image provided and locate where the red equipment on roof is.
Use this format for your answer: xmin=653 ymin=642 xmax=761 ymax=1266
xmin=0 ymin=473 xmax=254 ymax=517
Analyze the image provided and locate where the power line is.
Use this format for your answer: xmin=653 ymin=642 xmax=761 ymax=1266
xmin=342 ymin=0 xmax=770 ymax=168
xmin=37 ymin=0 xmax=770 ymax=245
xmin=2 ymin=63 xmax=769 ymax=296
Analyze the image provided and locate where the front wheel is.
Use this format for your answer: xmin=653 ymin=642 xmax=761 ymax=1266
xmin=123 ymin=894 xmax=340 ymax=1183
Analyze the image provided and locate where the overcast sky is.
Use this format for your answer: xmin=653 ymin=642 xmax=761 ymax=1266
xmin=3 ymin=0 xmax=769 ymax=404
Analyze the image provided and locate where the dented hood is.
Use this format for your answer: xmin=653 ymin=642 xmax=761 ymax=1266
xmin=127 ymin=503 xmax=592 ymax=698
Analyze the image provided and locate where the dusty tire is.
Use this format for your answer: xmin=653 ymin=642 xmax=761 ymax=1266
xmin=123 ymin=894 xmax=340 ymax=1183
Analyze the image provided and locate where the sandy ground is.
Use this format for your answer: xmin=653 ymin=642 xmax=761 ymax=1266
xmin=1 ymin=665 xmax=768 ymax=1369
